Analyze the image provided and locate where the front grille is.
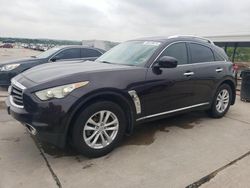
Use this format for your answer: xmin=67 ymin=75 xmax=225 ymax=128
xmin=10 ymin=80 xmax=26 ymax=108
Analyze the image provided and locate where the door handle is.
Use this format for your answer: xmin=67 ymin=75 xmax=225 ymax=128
xmin=216 ymin=68 xmax=223 ymax=72
xmin=184 ymin=72 xmax=194 ymax=76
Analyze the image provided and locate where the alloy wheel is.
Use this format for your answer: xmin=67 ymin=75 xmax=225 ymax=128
xmin=216 ymin=89 xmax=229 ymax=113
xmin=83 ymin=110 xmax=119 ymax=149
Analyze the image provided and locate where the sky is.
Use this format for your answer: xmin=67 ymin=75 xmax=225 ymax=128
xmin=0 ymin=0 xmax=250 ymax=42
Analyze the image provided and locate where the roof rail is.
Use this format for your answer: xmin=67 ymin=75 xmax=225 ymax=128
xmin=168 ymin=35 xmax=214 ymax=45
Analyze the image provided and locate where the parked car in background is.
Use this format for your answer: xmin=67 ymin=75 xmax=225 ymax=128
xmin=0 ymin=43 xmax=14 ymax=48
xmin=6 ymin=36 xmax=236 ymax=157
xmin=0 ymin=45 xmax=105 ymax=86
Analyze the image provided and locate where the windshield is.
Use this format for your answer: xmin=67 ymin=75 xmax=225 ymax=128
xmin=36 ymin=47 xmax=61 ymax=58
xmin=96 ymin=41 xmax=161 ymax=66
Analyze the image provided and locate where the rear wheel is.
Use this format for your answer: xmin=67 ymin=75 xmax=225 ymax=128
xmin=72 ymin=101 xmax=126 ymax=158
xmin=208 ymin=84 xmax=232 ymax=118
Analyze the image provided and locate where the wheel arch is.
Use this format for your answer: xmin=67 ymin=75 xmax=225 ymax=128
xmin=217 ymin=78 xmax=236 ymax=105
xmin=65 ymin=89 xmax=136 ymax=144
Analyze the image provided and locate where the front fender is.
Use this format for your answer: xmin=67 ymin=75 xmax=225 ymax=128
xmin=63 ymin=89 xmax=137 ymax=145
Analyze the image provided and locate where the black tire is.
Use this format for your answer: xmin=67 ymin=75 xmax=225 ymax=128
xmin=208 ymin=84 xmax=232 ymax=118
xmin=72 ymin=101 xmax=126 ymax=158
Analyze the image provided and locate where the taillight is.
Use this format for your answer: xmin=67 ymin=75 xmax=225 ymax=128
xmin=233 ymin=63 xmax=238 ymax=72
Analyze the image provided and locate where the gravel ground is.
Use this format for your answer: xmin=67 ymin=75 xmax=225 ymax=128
xmin=0 ymin=48 xmax=40 ymax=63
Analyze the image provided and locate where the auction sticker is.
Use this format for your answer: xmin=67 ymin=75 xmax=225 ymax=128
xmin=143 ymin=41 xmax=161 ymax=46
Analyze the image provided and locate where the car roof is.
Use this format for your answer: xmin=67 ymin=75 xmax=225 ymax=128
xmin=132 ymin=35 xmax=214 ymax=45
xmin=58 ymin=45 xmax=106 ymax=52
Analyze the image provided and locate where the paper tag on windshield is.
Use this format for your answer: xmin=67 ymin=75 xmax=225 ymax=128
xmin=143 ymin=41 xmax=161 ymax=46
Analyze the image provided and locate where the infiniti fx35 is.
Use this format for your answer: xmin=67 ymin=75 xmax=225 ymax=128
xmin=6 ymin=36 xmax=236 ymax=157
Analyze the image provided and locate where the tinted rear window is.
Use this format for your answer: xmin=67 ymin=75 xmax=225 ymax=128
xmin=214 ymin=51 xmax=225 ymax=61
xmin=189 ymin=43 xmax=214 ymax=63
xmin=82 ymin=48 xmax=102 ymax=58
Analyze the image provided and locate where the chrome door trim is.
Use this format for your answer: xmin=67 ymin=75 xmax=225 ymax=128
xmin=149 ymin=41 xmax=227 ymax=68
xmin=177 ymin=61 xmax=226 ymax=67
xmin=136 ymin=102 xmax=209 ymax=121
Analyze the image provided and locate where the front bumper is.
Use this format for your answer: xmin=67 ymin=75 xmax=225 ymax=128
xmin=6 ymin=94 xmax=78 ymax=148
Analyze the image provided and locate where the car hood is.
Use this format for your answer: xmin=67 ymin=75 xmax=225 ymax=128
xmin=0 ymin=57 xmax=45 ymax=66
xmin=19 ymin=61 xmax=136 ymax=84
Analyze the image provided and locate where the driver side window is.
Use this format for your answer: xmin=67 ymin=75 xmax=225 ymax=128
xmin=55 ymin=48 xmax=81 ymax=60
xmin=159 ymin=42 xmax=188 ymax=65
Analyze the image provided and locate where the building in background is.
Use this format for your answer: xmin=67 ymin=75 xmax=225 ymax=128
xmin=206 ymin=35 xmax=250 ymax=63
xmin=82 ymin=40 xmax=119 ymax=51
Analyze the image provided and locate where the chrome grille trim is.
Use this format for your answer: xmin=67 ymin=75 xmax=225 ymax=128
xmin=11 ymin=79 xmax=26 ymax=90
xmin=10 ymin=96 xmax=24 ymax=108
xmin=10 ymin=79 xmax=26 ymax=108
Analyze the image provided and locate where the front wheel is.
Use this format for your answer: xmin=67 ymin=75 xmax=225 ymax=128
xmin=208 ymin=84 xmax=232 ymax=118
xmin=72 ymin=101 xmax=126 ymax=158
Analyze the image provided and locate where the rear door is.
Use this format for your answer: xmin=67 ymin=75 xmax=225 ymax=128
xmin=187 ymin=42 xmax=227 ymax=104
xmin=143 ymin=42 xmax=196 ymax=116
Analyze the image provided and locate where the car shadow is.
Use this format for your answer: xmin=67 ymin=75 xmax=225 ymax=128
xmin=122 ymin=111 xmax=207 ymax=146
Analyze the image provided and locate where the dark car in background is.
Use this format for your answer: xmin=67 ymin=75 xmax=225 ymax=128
xmin=0 ymin=45 xmax=105 ymax=86
xmin=6 ymin=36 xmax=236 ymax=157
xmin=0 ymin=43 xmax=14 ymax=48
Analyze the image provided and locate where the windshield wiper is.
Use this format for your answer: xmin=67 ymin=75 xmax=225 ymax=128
xmin=99 ymin=60 xmax=114 ymax=64
xmin=98 ymin=60 xmax=134 ymax=66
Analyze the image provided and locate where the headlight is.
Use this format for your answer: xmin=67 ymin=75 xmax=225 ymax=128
xmin=35 ymin=81 xmax=89 ymax=101
xmin=0 ymin=64 xmax=20 ymax=71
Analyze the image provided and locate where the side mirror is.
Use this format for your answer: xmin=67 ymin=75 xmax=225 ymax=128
xmin=50 ymin=56 xmax=58 ymax=62
xmin=155 ymin=56 xmax=178 ymax=68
